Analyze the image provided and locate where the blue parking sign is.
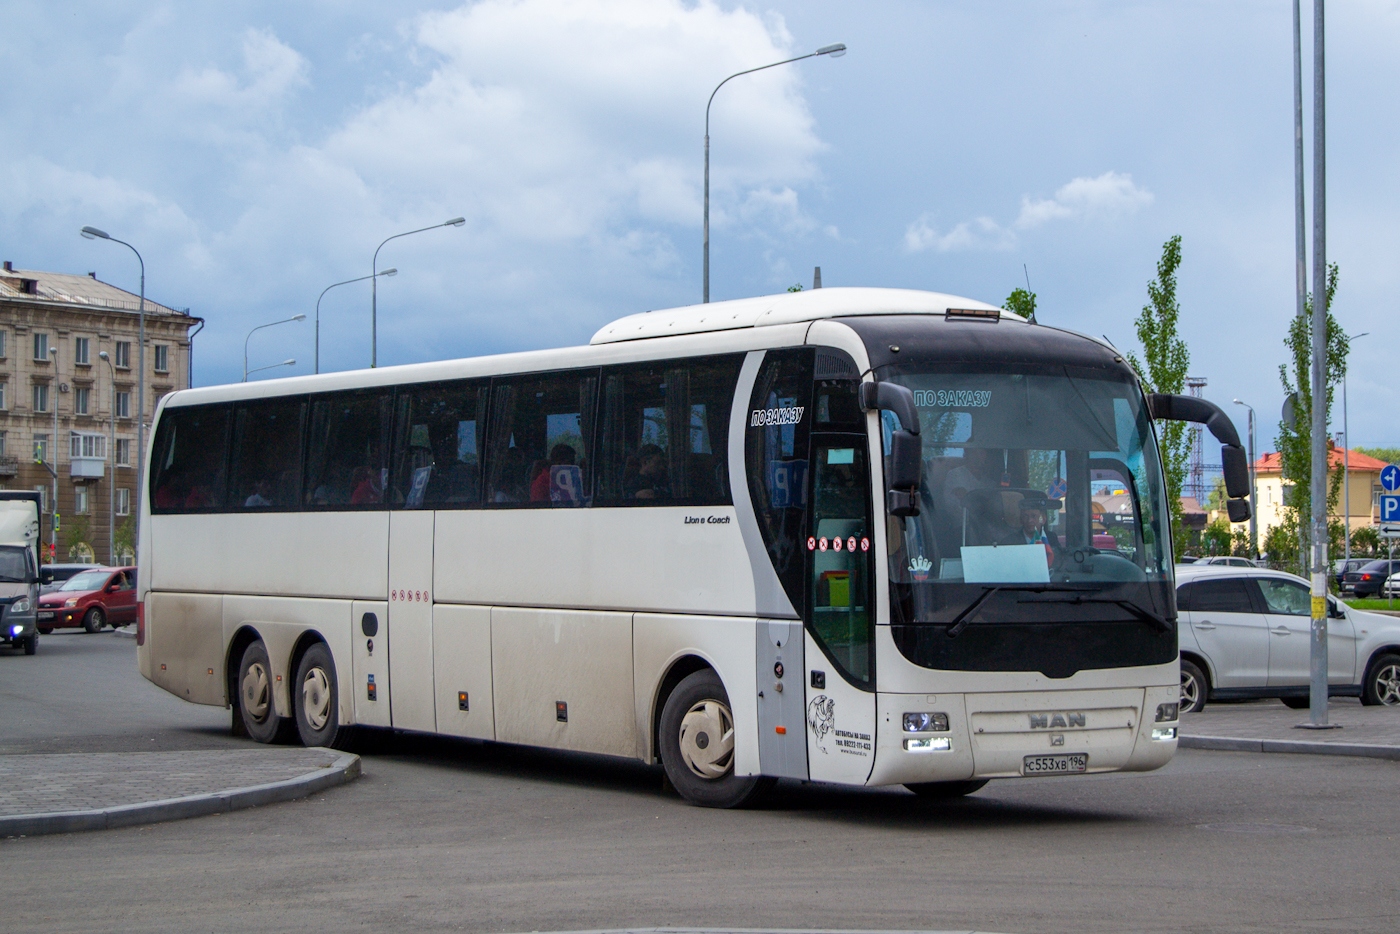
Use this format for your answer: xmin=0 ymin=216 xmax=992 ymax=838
xmin=1383 ymin=464 xmax=1400 ymax=493
xmin=1382 ymin=495 xmax=1400 ymax=525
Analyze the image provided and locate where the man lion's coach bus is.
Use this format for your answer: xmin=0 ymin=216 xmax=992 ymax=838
xmin=137 ymin=287 xmax=1251 ymax=806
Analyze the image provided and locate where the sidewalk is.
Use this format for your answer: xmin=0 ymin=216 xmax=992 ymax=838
xmin=0 ymin=746 xmax=359 ymax=837
xmin=1180 ymin=697 xmax=1400 ymax=760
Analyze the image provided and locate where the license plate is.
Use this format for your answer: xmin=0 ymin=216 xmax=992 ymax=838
xmin=1023 ymin=753 xmax=1087 ymax=775
xmin=37 ymin=611 xmax=54 ymax=620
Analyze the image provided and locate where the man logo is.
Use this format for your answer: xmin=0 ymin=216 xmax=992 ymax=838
xmin=1029 ymin=712 xmax=1086 ymax=729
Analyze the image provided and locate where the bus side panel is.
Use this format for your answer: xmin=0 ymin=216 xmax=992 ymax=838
xmin=145 ymin=591 xmax=225 ymax=706
xmin=148 ymin=512 xmax=389 ymax=601
xmin=433 ymin=604 xmax=494 ymax=740
xmin=221 ymin=596 xmax=355 ymax=725
xmin=491 ymin=606 xmax=635 ymax=757
xmin=633 ymin=614 xmax=760 ymax=776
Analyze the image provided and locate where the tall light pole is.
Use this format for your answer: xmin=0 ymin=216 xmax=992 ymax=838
xmin=244 ymin=315 xmax=305 ymax=381
xmin=372 ymin=218 xmax=464 ymax=368
xmin=1233 ymin=399 xmax=1258 ymax=559
xmin=99 ymin=351 xmax=116 ymax=564
xmin=703 ymin=42 xmax=846 ymax=304
xmin=49 ymin=347 xmax=58 ymax=563
xmin=1341 ymin=331 xmax=1369 ymax=565
xmin=246 ymin=359 xmax=297 ymax=380
xmin=317 ymin=269 xmax=396 ymax=374
xmin=80 ymin=226 xmax=145 ymax=547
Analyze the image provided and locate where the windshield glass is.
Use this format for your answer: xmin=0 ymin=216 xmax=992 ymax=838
xmin=0 ymin=547 xmax=29 ymax=582
xmin=878 ymin=363 xmax=1176 ymax=675
xmin=60 ymin=570 xmax=110 ymax=592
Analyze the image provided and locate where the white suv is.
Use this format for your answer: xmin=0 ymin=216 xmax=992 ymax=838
xmin=1175 ymin=565 xmax=1400 ymax=712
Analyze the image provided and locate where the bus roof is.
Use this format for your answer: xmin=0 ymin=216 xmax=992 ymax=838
xmin=590 ymin=287 xmax=1006 ymax=344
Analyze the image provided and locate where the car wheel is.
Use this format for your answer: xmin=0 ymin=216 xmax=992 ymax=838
xmin=1280 ymin=696 xmax=1311 ymax=710
xmin=292 ymin=642 xmax=355 ymax=749
xmin=658 ymin=669 xmax=774 ymax=808
xmin=1180 ymin=659 xmax=1208 ymax=713
xmin=37 ymin=627 xmax=52 ymax=635
xmin=905 ymin=779 xmax=989 ymax=799
xmin=23 ymin=633 xmax=37 ymax=655
xmin=83 ymin=607 xmax=106 ymax=633
xmin=1362 ymin=654 xmax=1400 ymax=707
xmin=237 ymin=641 xmax=293 ymax=744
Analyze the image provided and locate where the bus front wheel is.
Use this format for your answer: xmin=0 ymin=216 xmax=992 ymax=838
xmin=293 ymin=642 xmax=354 ymax=749
xmin=659 ymin=669 xmax=772 ymax=808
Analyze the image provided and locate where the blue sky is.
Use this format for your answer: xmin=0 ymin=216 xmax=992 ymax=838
xmin=3 ymin=1 xmax=1398 ymax=450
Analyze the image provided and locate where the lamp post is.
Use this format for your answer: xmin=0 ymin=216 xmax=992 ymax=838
xmin=244 ymin=315 xmax=305 ymax=381
xmin=703 ymin=42 xmax=846 ymax=304
xmin=99 ymin=351 xmax=116 ymax=564
xmin=246 ymin=359 xmax=297 ymax=380
xmin=372 ymin=218 xmax=464 ymax=368
xmin=316 ymin=269 xmax=396 ymax=374
xmin=1233 ymin=399 xmax=1258 ymax=559
xmin=80 ymin=226 xmax=146 ymax=546
xmin=49 ymin=347 xmax=58 ymax=563
xmin=1341 ymin=331 xmax=1369 ymax=565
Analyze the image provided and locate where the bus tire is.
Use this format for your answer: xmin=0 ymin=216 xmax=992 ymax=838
xmin=905 ymin=779 xmax=988 ymax=799
xmin=238 ymin=641 xmax=291 ymax=744
xmin=1180 ymin=658 xmax=1208 ymax=714
xmin=83 ymin=607 xmax=106 ymax=633
xmin=292 ymin=642 xmax=353 ymax=749
xmin=659 ymin=669 xmax=772 ymax=809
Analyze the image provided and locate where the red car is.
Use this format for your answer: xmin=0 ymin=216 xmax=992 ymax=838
xmin=36 ymin=566 xmax=137 ymax=633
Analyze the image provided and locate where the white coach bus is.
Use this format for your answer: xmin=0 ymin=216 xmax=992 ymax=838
xmin=137 ymin=287 xmax=1252 ymax=806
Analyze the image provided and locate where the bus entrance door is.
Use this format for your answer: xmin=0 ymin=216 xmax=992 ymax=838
xmin=388 ymin=511 xmax=438 ymax=732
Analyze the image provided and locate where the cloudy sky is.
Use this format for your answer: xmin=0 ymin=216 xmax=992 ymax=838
xmin=3 ymin=0 xmax=1398 ymax=449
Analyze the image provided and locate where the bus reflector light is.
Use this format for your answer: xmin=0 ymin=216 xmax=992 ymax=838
xmin=903 ymin=712 xmax=949 ymax=733
xmin=904 ymin=737 xmax=951 ymax=752
xmin=458 ymin=691 xmax=469 ymax=711
xmin=556 ymin=701 xmax=568 ymax=722
xmin=1155 ymin=702 xmax=1178 ymax=722
xmin=775 ymin=725 xmax=786 ymax=734
xmin=1151 ymin=727 xmax=1177 ymax=741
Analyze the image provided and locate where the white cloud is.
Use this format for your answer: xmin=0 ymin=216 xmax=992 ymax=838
xmin=173 ymin=29 xmax=308 ymax=110
xmin=904 ymin=215 xmax=1015 ymax=254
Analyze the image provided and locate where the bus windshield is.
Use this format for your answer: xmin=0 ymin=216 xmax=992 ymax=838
xmin=878 ymin=362 xmax=1176 ymax=674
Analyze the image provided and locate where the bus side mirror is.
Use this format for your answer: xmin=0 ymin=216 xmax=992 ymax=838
xmin=1148 ymin=392 xmax=1252 ymax=522
xmin=860 ymin=382 xmax=923 ymax=518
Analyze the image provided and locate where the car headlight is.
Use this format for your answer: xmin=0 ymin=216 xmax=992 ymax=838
xmin=12 ymin=598 xmax=30 ymax=613
xmin=64 ymin=598 xmax=78 ymax=607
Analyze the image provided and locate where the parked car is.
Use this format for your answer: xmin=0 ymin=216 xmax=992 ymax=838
xmin=1177 ymin=555 xmax=1201 ymax=565
xmin=1176 ymin=565 xmax=1400 ymax=712
xmin=38 ymin=562 xmax=101 ymax=595
xmin=1194 ymin=556 xmax=1258 ymax=568
xmin=1333 ymin=557 xmax=1371 ymax=591
xmin=1383 ymin=575 xmax=1400 ymax=599
xmin=36 ymin=566 xmax=137 ymax=633
xmin=1343 ymin=559 xmax=1400 ymax=598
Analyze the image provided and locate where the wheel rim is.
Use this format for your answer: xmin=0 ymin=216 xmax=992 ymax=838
xmin=301 ymin=666 xmax=332 ymax=731
xmin=678 ymin=699 xmax=735 ymax=780
xmin=1180 ymin=669 xmax=1201 ymax=711
xmin=241 ymin=661 xmax=272 ymax=723
xmin=1374 ymin=663 xmax=1400 ymax=706
xmin=90 ymin=609 xmax=104 ymax=629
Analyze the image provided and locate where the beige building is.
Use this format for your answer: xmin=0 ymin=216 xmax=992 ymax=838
xmin=0 ymin=262 xmax=201 ymax=564
xmin=1249 ymin=446 xmax=1388 ymax=541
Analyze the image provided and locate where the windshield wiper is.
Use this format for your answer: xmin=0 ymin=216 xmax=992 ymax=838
xmin=945 ymin=585 xmax=1055 ymax=637
xmin=1017 ymin=592 xmax=1172 ymax=633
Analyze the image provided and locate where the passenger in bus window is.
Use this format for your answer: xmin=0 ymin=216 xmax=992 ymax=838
xmin=531 ymin=444 xmax=576 ymax=502
xmin=350 ymin=466 xmax=382 ymax=505
xmin=244 ymin=479 xmax=273 ymax=508
xmin=493 ymin=447 xmax=528 ymax=503
xmin=628 ymin=443 xmax=669 ymax=500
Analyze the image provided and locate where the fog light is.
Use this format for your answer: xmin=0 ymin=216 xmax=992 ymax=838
xmin=904 ymin=737 xmax=952 ymax=752
xmin=1155 ymin=702 xmax=1179 ymax=722
xmin=902 ymin=712 xmax=950 ymax=733
xmin=10 ymin=624 xmax=21 ymax=636
xmin=1151 ymin=727 xmax=1177 ymax=741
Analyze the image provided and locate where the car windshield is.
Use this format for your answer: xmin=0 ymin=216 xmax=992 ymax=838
xmin=0 ymin=546 xmax=29 ymax=583
xmin=60 ymin=570 xmax=110 ymax=592
xmin=878 ymin=363 xmax=1174 ymax=631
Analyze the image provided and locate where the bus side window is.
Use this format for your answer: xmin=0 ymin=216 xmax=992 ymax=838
xmin=228 ymin=398 xmax=305 ymax=510
xmin=387 ymin=380 xmax=487 ymax=509
xmin=484 ymin=369 xmax=599 ymax=507
xmin=306 ymin=390 xmax=393 ymax=509
xmin=150 ymin=404 xmax=231 ymax=513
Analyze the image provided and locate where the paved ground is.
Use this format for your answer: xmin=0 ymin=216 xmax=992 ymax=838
xmin=1183 ymin=695 xmax=1400 ymax=745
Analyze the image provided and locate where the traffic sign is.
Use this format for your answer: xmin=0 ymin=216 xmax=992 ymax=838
xmin=1382 ymin=464 xmax=1400 ymax=493
xmin=1381 ymin=494 xmax=1400 ymax=525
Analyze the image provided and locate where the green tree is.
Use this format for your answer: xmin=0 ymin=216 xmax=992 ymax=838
xmin=1126 ymin=235 xmax=1190 ymax=556
xmin=115 ymin=515 xmax=135 ymax=563
xmin=1357 ymin=447 xmax=1400 ymax=466
xmin=62 ymin=514 xmax=93 ymax=562
xmin=1263 ymin=522 xmax=1299 ymax=571
xmin=1350 ymin=525 xmax=1380 ymax=558
xmin=1002 ymin=287 xmax=1036 ymax=321
xmin=1201 ymin=517 xmax=1232 ymax=556
xmin=1274 ymin=263 xmax=1349 ymax=572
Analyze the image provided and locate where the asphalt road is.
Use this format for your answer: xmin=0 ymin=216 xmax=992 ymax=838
xmin=5 ymin=633 xmax=1399 ymax=934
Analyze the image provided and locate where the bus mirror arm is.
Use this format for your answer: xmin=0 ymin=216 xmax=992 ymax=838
xmin=1146 ymin=393 xmax=1251 ymax=521
xmin=861 ymin=382 xmax=922 ymax=518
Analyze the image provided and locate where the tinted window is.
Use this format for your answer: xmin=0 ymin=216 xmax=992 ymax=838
xmin=150 ymin=404 xmax=230 ymax=512
xmin=596 ymin=355 xmax=741 ymax=506
xmin=228 ymin=399 xmax=305 ymax=509
xmin=390 ymin=380 xmax=488 ymax=509
xmin=1190 ymin=578 xmax=1255 ymax=613
xmin=1175 ymin=582 xmax=1194 ymax=612
xmin=485 ymin=370 xmax=598 ymax=507
xmin=1256 ymin=578 xmax=1311 ymax=615
xmin=305 ymin=391 xmax=393 ymax=509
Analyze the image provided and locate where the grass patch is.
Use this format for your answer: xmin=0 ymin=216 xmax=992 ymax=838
xmin=1345 ymin=598 xmax=1400 ymax=612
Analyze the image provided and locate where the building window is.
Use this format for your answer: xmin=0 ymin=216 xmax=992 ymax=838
xmin=154 ymin=344 xmax=169 ymax=373
xmin=74 ymin=337 xmax=90 ymax=365
xmin=0 ymin=382 xmax=7 ymax=410
xmin=116 ymin=391 xmax=130 ymax=419
xmin=75 ymin=386 xmax=90 ymax=415
xmin=0 ymin=431 xmax=7 ymax=458
xmin=70 ymin=433 xmax=107 ymax=459
xmin=35 ymin=485 xmax=47 ymax=514
xmin=114 ymin=341 xmax=131 ymax=369
xmin=33 ymin=333 xmax=49 ymax=361
xmin=115 ymin=438 xmax=131 ymax=466
xmin=75 ymin=486 xmax=89 ymax=515
xmin=116 ymin=488 xmax=130 ymax=516
xmin=33 ymin=434 xmax=48 ymax=465
xmin=33 ymin=383 xmax=49 ymax=413
xmin=0 ymin=330 xmax=7 ymax=358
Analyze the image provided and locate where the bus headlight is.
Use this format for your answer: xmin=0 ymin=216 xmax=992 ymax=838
xmin=904 ymin=737 xmax=952 ymax=752
xmin=903 ymin=712 xmax=950 ymax=733
xmin=1151 ymin=727 xmax=1177 ymax=741
xmin=1155 ymin=702 xmax=1179 ymax=722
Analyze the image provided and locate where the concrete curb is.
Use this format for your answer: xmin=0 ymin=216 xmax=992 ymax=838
xmin=111 ymin=626 xmax=136 ymax=639
xmin=0 ymin=749 xmax=360 ymax=838
xmin=1180 ymin=734 xmax=1400 ymax=761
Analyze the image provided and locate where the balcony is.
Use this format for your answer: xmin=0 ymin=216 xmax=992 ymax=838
xmin=70 ymin=457 xmax=105 ymax=479
xmin=0 ymin=457 xmax=17 ymax=477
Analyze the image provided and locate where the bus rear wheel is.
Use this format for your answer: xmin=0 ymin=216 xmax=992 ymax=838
xmin=293 ymin=642 xmax=353 ymax=749
xmin=238 ymin=641 xmax=291 ymax=744
xmin=659 ymin=669 xmax=772 ymax=808
xmin=905 ymin=779 xmax=988 ymax=799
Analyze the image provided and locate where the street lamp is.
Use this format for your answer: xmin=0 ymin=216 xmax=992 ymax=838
xmin=316 ymin=269 xmax=396 ymax=374
xmin=1342 ymin=331 xmax=1369 ymax=564
xmin=1233 ymin=399 xmax=1258 ymax=558
xmin=372 ymin=218 xmax=464 ymax=367
xmin=49 ymin=346 xmax=58 ymax=562
xmin=99 ymin=351 xmax=116 ymax=564
xmin=244 ymin=315 xmax=306 ymax=381
xmin=246 ymin=359 xmax=297 ymax=380
xmin=703 ymin=42 xmax=845 ymax=304
xmin=80 ymin=225 xmax=147 ymax=544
